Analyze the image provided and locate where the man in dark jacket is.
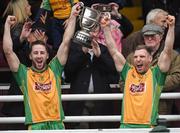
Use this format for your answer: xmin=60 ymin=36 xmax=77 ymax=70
xmin=64 ymin=40 xmax=119 ymax=129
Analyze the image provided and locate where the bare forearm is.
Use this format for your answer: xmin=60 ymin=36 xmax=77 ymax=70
xmin=57 ymin=15 xmax=77 ymax=65
xmin=103 ymin=26 xmax=118 ymax=56
xmin=103 ymin=26 xmax=126 ymax=72
xmin=162 ymin=15 xmax=175 ymax=55
xmin=3 ymin=25 xmax=13 ymax=56
xmin=3 ymin=16 xmax=20 ymax=72
xmin=3 ymin=29 xmax=20 ymax=72
xmin=164 ymin=25 xmax=175 ymax=54
xmin=63 ymin=16 xmax=76 ymax=43
xmin=158 ymin=15 xmax=175 ymax=72
xmin=57 ymin=2 xmax=82 ymax=65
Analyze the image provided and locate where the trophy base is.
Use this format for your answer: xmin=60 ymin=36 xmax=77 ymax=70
xmin=73 ymin=31 xmax=92 ymax=49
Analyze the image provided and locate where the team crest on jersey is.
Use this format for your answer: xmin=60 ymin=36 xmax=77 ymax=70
xmin=34 ymin=82 xmax=52 ymax=92
xmin=130 ymin=83 xmax=145 ymax=94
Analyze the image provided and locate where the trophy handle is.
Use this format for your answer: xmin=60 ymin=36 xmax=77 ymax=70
xmin=76 ymin=2 xmax=85 ymax=18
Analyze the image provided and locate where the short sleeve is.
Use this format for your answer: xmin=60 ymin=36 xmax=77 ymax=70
xmin=49 ymin=57 xmax=64 ymax=77
xmin=120 ymin=62 xmax=131 ymax=81
xmin=13 ymin=64 xmax=27 ymax=93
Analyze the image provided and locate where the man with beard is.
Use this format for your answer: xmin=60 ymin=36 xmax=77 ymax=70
xmin=126 ymin=23 xmax=180 ymax=119
xmin=124 ymin=9 xmax=180 ymax=124
xmin=2 ymin=3 xmax=80 ymax=130
xmin=101 ymin=14 xmax=175 ymax=128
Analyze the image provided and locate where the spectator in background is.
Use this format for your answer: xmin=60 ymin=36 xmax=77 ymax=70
xmin=39 ymin=0 xmax=79 ymax=54
xmin=0 ymin=0 xmax=41 ymax=39
xmin=2 ymin=0 xmax=32 ymax=47
xmin=141 ymin=0 xmax=180 ymax=51
xmin=3 ymin=3 xmax=79 ymax=129
xmin=101 ymin=13 xmax=175 ymax=128
xmin=157 ymin=0 xmax=180 ymax=54
xmin=91 ymin=3 xmax=123 ymax=53
xmin=122 ymin=8 xmax=168 ymax=58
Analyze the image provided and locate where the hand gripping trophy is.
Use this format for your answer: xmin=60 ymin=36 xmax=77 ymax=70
xmin=73 ymin=2 xmax=100 ymax=48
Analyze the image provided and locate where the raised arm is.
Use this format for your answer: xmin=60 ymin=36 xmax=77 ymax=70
xmin=56 ymin=3 xmax=81 ymax=65
xmin=101 ymin=16 xmax=126 ymax=72
xmin=158 ymin=15 xmax=175 ymax=72
xmin=3 ymin=16 xmax=20 ymax=72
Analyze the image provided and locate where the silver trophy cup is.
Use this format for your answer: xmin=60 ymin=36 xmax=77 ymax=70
xmin=73 ymin=6 xmax=100 ymax=48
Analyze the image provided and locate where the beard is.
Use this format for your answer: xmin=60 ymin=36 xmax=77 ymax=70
xmin=32 ymin=61 xmax=46 ymax=70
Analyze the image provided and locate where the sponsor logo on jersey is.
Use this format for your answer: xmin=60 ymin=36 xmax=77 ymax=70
xmin=130 ymin=83 xmax=145 ymax=94
xmin=34 ymin=82 xmax=52 ymax=92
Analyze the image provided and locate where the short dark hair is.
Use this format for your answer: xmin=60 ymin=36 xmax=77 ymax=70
xmin=28 ymin=40 xmax=49 ymax=54
xmin=134 ymin=45 xmax=153 ymax=55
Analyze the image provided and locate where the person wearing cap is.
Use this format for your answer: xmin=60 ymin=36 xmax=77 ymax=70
xmin=122 ymin=8 xmax=169 ymax=58
xmin=141 ymin=24 xmax=164 ymax=53
xmin=142 ymin=24 xmax=164 ymax=35
xmin=101 ymin=12 xmax=175 ymax=128
xmin=127 ymin=23 xmax=165 ymax=63
xmin=127 ymin=24 xmax=165 ymax=63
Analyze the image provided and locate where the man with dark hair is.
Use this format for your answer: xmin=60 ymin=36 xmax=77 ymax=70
xmin=126 ymin=23 xmax=180 ymax=120
xmin=101 ymin=13 xmax=175 ymax=128
xmin=123 ymin=9 xmax=180 ymax=124
xmin=3 ymin=3 xmax=80 ymax=129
